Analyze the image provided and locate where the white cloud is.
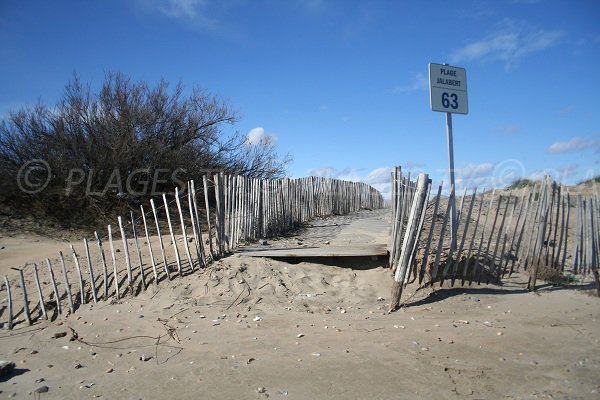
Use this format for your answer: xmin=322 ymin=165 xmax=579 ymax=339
xmin=307 ymin=159 xmax=578 ymax=198
xmin=495 ymin=124 xmax=520 ymax=135
xmin=307 ymin=166 xmax=337 ymax=178
xmin=332 ymin=167 xmax=363 ymax=182
xmin=394 ymin=73 xmax=428 ymax=93
xmin=403 ymin=161 xmax=426 ymax=170
xmin=455 ymin=163 xmax=495 ymax=180
xmin=437 ymin=160 xmax=529 ymax=192
xmin=451 ymin=19 xmax=563 ymax=70
xmin=556 ymin=163 xmax=579 ymax=178
xmin=307 ymin=164 xmax=427 ymax=199
xmin=137 ymin=0 xmax=217 ymax=28
xmin=317 ymin=167 xmax=392 ymax=186
xmin=547 ymin=137 xmax=598 ymax=154
xmin=363 ymin=167 xmax=394 ymax=185
xmin=245 ymin=127 xmax=278 ymax=145
xmin=528 ymin=164 xmax=579 ymax=183
xmin=160 ymin=0 xmax=206 ymax=18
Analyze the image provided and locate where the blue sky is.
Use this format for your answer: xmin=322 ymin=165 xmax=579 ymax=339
xmin=1 ymin=0 xmax=599 ymax=197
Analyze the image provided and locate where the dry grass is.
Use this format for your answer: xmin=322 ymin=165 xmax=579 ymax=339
xmin=528 ymin=257 xmax=566 ymax=285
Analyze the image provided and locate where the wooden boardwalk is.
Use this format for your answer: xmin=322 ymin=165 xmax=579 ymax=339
xmin=235 ymin=209 xmax=390 ymax=258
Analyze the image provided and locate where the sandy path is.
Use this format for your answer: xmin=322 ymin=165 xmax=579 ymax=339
xmin=300 ymin=209 xmax=390 ymax=247
xmin=0 ymin=235 xmax=73 ymax=276
xmin=1 ymin=255 xmax=599 ymax=399
xmin=1 ymin=208 xmax=599 ymax=399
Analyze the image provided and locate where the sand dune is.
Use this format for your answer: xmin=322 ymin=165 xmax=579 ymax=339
xmin=0 ymin=209 xmax=599 ymax=399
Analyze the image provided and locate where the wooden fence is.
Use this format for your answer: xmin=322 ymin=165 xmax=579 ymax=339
xmin=389 ymin=166 xmax=600 ymax=309
xmin=1 ymin=173 xmax=383 ymax=329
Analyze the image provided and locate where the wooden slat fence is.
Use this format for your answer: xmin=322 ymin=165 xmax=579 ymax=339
xmin=1 ymin=174 xmax=384 ymax=329
xmin=389 ymin=167 xmax=600 ymax=309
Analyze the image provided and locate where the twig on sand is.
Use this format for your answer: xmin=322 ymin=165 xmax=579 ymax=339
xmin=396 ymin=284 xmax=436 ymax=310
xmin=68 ymin=324 xmax=183 ymax=365
xmin=226 ymin=281 xmax=252 ymax=310
xmin=364 ymin=327 xmax=384 ymax=333
xmin=168 ymin=307 xmax=192 ymax=320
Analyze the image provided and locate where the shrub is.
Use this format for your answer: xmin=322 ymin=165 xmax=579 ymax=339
xmin=507 ymin=178 xmax=537 ymax=190
xmin=0 ymin=72 xmax=290 ymax=226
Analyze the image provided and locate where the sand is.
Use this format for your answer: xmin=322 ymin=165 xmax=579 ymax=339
xmin=1 ymin=209 xmax=599 ymax=399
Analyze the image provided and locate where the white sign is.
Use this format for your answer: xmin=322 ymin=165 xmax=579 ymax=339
xmin=429 ymin=63 xmax=468 ymax=114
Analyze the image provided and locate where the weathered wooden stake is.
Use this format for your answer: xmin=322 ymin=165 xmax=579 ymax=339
xmin=130 ymin=211 xmax=146 ymax=289
xmin=107 ymin=225 xmax=120 ymax=299
xmin=187 ymin=182 xmax=203 ymax=267
xmin=407 ymin=180 xmax=432 ymax=282
xmin=32 ymin=263 xmax=47 ymax=320
xmin=45 ymin=258 xmax=62 ymax=315
xmin=190 ymin=180 xmax=206 ymax=266
xmin=17 ymin=269 xmax=32 ymax=325
xmin=560 ymin=193 xmax=570 ymax=272
xmin=58 ymin=252 xmax=74 ymax=314
xmin=118 ymin=216 xmax=133 ymax=286
xmin=70 ymin=245 xmax=85 ymax=305
xmin=462 ymin=190 xmax=484 ymax=285
xmin=490 ymin=194 xmax=511 ymax=278
xmin=203 ymin=175 xmax=215 ymax=260
xmin=4 ymin=276 xmax=13 ymax=329
xmin=449 ymin=188 xmax=476 ymax=285
xmin=419 ymin=183 xmax=443 ymax=284
xmin=83 ymin=238 xmax=98 ymax=303
xmin=150 ymin=199 xmax=170 ymax=280
xmin=431 ymin=187 xmax=454 ymax=281
xmin=163 ymin=193 xmax=182 ymax=277
xmin=94 ymin=231 xmax=109 ymax=300
xmin=389 ymin=173 xmax=429 ymax=311
xmin=141 ymin=205 xmax=158 ymax=283
xmin=175 ymin=187 xmax=194 ymax=271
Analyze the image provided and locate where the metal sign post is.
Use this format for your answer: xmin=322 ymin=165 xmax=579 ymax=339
xmin=445 ymin=111 xmax=457 ymax=251
xmin=429 ymin=62 xmax=468 ymax=252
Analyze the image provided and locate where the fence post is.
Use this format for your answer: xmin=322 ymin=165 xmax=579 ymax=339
xmin=389 ymin=173 xmax=429 ymax=311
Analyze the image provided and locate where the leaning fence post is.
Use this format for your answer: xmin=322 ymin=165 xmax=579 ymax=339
xmin=150 ymin=199 xmax=170 ymax=280
xmin=45 ymin=258 xmax=62 ymax=315
xmin=70 ymin=245 xmax=85 ymax=305
xmin=118 ymin=216 xmax=133 ymax=287
xmin=141 ymin=205 xmax=159 ymax=283
xmin=190 ymin=180 xmax=207 ymax=267
xmin=389 ymin=173 xmax=429 ymax=311
xmin=32 ymin=263 xmax=47 ymax=320
xmin=203 ymin=175 xmax=216 ymax=260
xmin=58 ymin=252 xmax=75 ymax=314
xmin=4 ymin=275 xmax=13 ymax=329
xmin=94 ymin=231 xmax=109 ymax=300
xmin=130 ymin=211 xmax=146 ymax=289
xmin=419 ymin=183 xmax=443 ymax=284
xmin=175 ymin=186 xmax=194 ymax=271
xmin=107 ymin=225 xmax=120 ymax=299
xmin=16 ymin=268 xmax=32 ymax=325
xmin=163 ymin=193 xmax=183 ymax=277
xmin=83 ymin=238 xmax=98 ymax=303
xmin=188 ymin=181 xmax=205 ymax=267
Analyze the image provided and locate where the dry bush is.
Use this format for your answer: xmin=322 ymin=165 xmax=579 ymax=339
xmin=0 ymin=72 xmax=291 ymax=228
xmin=528 ymin=257 xmax=565 ymax=285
